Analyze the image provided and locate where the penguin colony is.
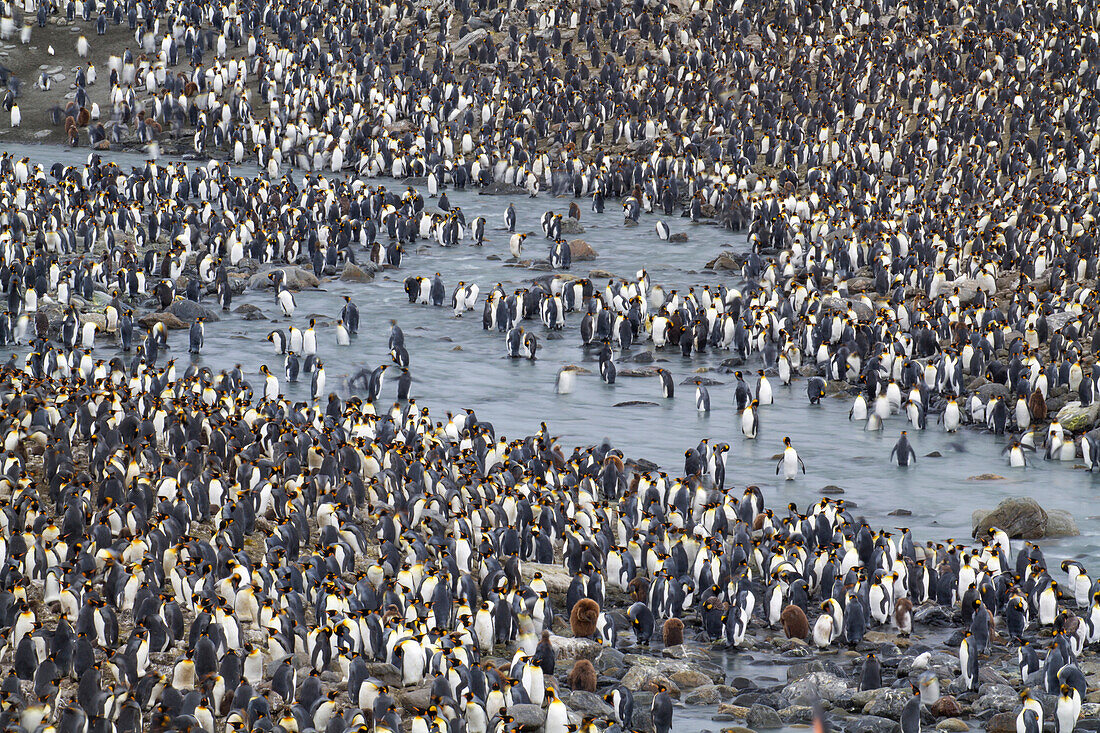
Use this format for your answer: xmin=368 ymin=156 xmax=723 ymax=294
xmin=0 ymin=0 xmax=1097 ymax=728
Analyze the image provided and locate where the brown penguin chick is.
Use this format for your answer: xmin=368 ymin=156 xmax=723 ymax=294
xmin=893 ymin=598 xmax=914 ymax=636
xmin=1029 ymin=388 xmax=1047 ymax=423
xmin=627 ymin=576 xmax=650 ymax=603
xmin=566 ymin=659 xmax=597 ymax=692
xmin=780 ymin=604 xmax=809 ymax=640
xmin=662 ymin=617 xmax=684 ymax=647
xmin=569 ymin=598 xmax=600 ymax=638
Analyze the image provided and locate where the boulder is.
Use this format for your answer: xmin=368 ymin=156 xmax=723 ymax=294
xmin=395 ymin=684 xmax=432 ymax=711
xmin=975 ymin=382 xmax=1010 ymax=402
xmin=560 ymin=219 xmax=585 ymax=234
xmin=248 ymin=266 xmax=320 ymax=291
xmin=985 ymin=712 xmax=1016 ymax=733
xmin=1056 ymin=401 xmax=1100 ymax=432
xmin=746 ymin=704 xmax=783 ymax=730
xmin=841 ymin=715 xmax=901 ymax=733
xmin=1045 ymin=509 xmax=1080 ymax=537
xmin=684 ymin=685 xmax=723 ymax=705
xmin=452 ymin=27 xmax=488 ymax=54
xmin=364 ymin=663 xmax=403 ymax=687
xmin=706 ymin=252 xmax=740 ymax=271
xmin=564 ymin=690 xmax=613 ymax=717
xmin=822 ymin=296 xmax=873 ymax=322
xmin=844 ymin=276 xmax=875 ymax=293
xmin=972 ymin=497 xmax=1047 ymax=539
xmin=235 ymin=304 xmax=265 ymax=320
xmin=549 ymin=634 xmax=602 ymax=661
xmin=138 ymin=311 xmax=188 ymax=330
xmin=568 ymin=239 xmax=598 ymax=261
xmin=340 ymin=263 xmax=377 ymax=282
xmin=1047 ymin=311 xmax=1077 ymax=331
xmin=593 ymin=646 xmax=626 ymax=673
xmin=668 ymin=232 xmax=688 ymax=242
xmin=669 ymin=669 xmax=712 ymax=689
xmin=951 ymin=278 xmax=983 ymax=304
xmin=509 ymin=704 xmax=546 ymax=731
xmin=166 ymin=298 xmax=220 ymax=323
xmin=863 ymin=688 xmax=912 ymax=719
xmin=522 ymin=564 xmax=572 ymax=594
xmin=781 ymin=672 xmax=853 ymax=706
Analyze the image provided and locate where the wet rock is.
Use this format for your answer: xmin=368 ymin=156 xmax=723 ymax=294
xmin=863 ymin=688 xmax=911 ymax=718
xmin=593 ymin=646 xmax=626 ymax=673
xmin=839 ymin=714 xmax=901 ymax=733
xmin=614 ymin=400 xmax=659 ymax=407
xmin=746 ymin=704 xmax=783 ymax=730
xmin=1056 ymin=401 xmax=1100 ymax=431
xmin=967 ymin=474 xmax=1006 ymax=481
xmin=668 ymin=232 xmax=688 ymax=242
xmin=235 ymin=304 xmax=266 ymax=320
xmin=568 ymin=239 xmax=598 ymax=260
xmin=249 ymin=265 xmax=320 ymax=290
xmin=138 ymin=311 xmax=188 ymax=329
xmin=781 ymin=672 xmax=853 ymax=706
xmin=669 ymin=669 xmax=712 ymax=689
xmin=560 ymin=218 xmax=585 ymax=234
xmin=888 ymin=509 xmax=912 ymax=516
xmin=564 ymin=690 xmax=613 ymax=717
xmin=684 ymin=685 xmax=723 ymax=705
xmin=971 ymin=497 xmax=1050 ymax=538
xmin=717 ymin=703 xmax=751 ymax=718
xmin=619 ymin=367 xmax=659 ymax=377
xmin=166 ymin=298 xmax=221 ymax=323
xmin=1045 ymin=509 xmax=1081 ymax=537
xmin=621 ymin=666 xmax=676 ymax=693
xmin=821 ymin=485 xmax=845 ymax=494
xmin=706 ymin=252 xmax=740 ymax=271
xmin=984 ymin=712 xmax=1015 ymax=732
xmin=509 ymin=703 xmax=547 ymax=731
xmin=936 ymin=719 xmax=969 ymax=732
xmin=340 ymin=263 xmax=377 ymax=282
xmin=478 ymin=181 xmax=527 ymax=195
xmin=779 ymin=705 xmax=816 ymax=723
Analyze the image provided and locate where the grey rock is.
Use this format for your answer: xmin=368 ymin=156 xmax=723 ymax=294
xmin=564 ymin=690 xmax=613 ymax=717
xmin=1045 ymin=509 xmax=1080 ymax=537
xmin=971 ymin=496 xmax=1047 ymax=539
xmin=839 ymin=714 xmax=901 ymax=733
xmin=452 ymin=28 xmax=488 ymax=54
xmin=235 ymin=303 xmax=265 ymax=320
xmin=509 ymin=703 xmax=546 ymax=730
xmin=593 ymin=646 xmax=626 ymax=673
xmin=706 ymin=252 xmax=740 ymax=271
xmin=1056 ymin=401 xmax=1100 ymax=431
xmin=863 ymin=687 xmax=911 ymax=718
xmin=781 ymin=672 xmax=853 ymax=706
xmin=166 ymin=298 xmax=221 ymax=323
xmin=364 ymin=662 xmax=402 ymax=687
xmin=560 ymin=218 xmax=585 ymax=234
xmin=746 ymin=704 xmax=783 ymax=730
xmin=248 ymin=265 xmax=320 ymax=291
xmin=340 ymin=263 xmax=377 ymax=282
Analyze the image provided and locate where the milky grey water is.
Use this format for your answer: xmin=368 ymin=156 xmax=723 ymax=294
xmin=11 ymin=142 xmax=1100 ymax=569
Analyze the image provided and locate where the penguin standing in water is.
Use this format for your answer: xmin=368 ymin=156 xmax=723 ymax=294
xmin=188 ymin=317 xmax=204 ymax=353
xmin=741 ymin=399 xmax=760 ymax=438
xmin=890 ymin=432 xmax=917 ymax=466
xmin=694 ymin=380 xmax=710 ymax=411
xmin=504 ymin=203 xmax=516 ymax=232
xmin=776 ymin=437 xmax=806 ymax=479
xmin=656 ymin=368 xmax=675 ymax=398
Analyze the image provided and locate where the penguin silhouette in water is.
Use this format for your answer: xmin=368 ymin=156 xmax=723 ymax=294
xmin=890 ymin=431 xmax=917 ymax=466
